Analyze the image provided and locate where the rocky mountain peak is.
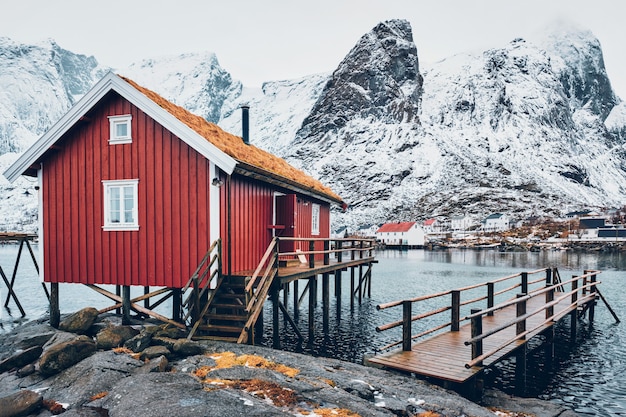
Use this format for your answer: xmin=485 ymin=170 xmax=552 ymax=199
xmin=536 ymin=23 xmax=618 ymax=121
xmin=121 ymin=52 xmax=242 ymax=123
xmin=295 ymin=19 xmax=422 ymax=142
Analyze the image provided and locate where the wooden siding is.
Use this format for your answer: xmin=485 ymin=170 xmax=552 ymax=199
xmin=220 ymin=175 xmax=274 ymax=275
xmin=42 ymin=92 xmax=212 ymax=287
xmin=221 ymin=177 xmax=332 ymax=274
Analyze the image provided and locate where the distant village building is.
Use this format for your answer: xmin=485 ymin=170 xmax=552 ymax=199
xmin=423 ymin=218 xmax=441 ymax=234
xmin=482 ymin=213 xmax=510 ymax=232
xmin=376 ymin=222 xmax=425 ymax=247
xmin=355 ymin=224 xmax=379 ymax=237
xmin=565 ymin=210 xmax=591 ymax=220
xmin=450 ymin=215 xmax=472 ymax=231
xmin=578 ymin=216 xmax=607 ymax=238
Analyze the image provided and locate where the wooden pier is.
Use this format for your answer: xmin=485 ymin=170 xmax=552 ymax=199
xmin=367 ymin=268 xmax=618 ymax=393
xmin=183 ymin=237 xmax=377 ymax=345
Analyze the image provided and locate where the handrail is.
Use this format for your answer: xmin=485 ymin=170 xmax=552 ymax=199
xmin=374 ymin=267 xmax=579 ymax=353
xmin=238 ymin=237 xmax=279 ymax=344
xmin=182 ymin=239 xmax=223 ymax=331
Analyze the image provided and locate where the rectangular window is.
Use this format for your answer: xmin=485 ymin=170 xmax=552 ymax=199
xmin=108 ymin=114 xmax=132 ymax=144
xmin=311 ymin=203 xmax=320 ymax=235
xmin=103 ymin=179 xmax=139 ymax=230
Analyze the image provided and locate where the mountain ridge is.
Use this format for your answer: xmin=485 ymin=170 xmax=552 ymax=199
xmin=1 ymin=19 xmax=626 ymax=232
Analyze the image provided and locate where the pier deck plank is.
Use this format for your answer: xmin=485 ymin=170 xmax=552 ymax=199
xmin=367 ymin=293 xmax=578 ymax=383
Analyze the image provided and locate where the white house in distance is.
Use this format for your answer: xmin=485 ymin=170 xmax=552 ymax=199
xmin=483 ymin=213 xmax=510 ymax=232
xmin=376 ymin=222 xmax=425 ymax=247
xmin=450 ymin=215 xmax=472 ymax=231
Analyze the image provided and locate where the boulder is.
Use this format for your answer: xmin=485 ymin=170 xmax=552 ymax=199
xmin=172 ymin=339 xmax=203 ymax=357
xmin=0 ymin=389 xmax=42 ymax=417
xmin=39 ymin=336 xmax=96 ymax=376
xmin=139 ymin=346 xmax=171 ymax=361
xmin=124 ymin=328 xmax=154 ymax=353
xmin=136 ymin=355 xmax=169 ymax=374
xmin=0 ymin=346 xmax=42 ymax=374
xmin=58 ymin=307 xmax=99 ymax=334
xmin=96 ymin=326 xmax=140 ymax=350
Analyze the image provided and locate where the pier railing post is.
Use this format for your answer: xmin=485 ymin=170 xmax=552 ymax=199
xmin=545 ymin=268 xmax=552 ymax=286
xmin=570 ymin=276 xmax=578 ymax=342
xmin=521 ymin=272 xmax=528 ymax=295
xmin=309 ymin=240 xmax=315 ymax=268
xmin=324 ymin=240 xmax=330 ymax=265
xmin=546 ymin=286 xmax=554 ymax=320
xmin=588 ymin=271 xmax=597 ymax=322
xmin=516 ymin=293 xmax=526 ymax=338
xmin=451 ymin=290 xmax=460 ymax=331
xmin=470 ymin=308 xmax=483 ymax=366
xmin=351 ymin=240 xmax=356 ymax=261
xmin=487 ymin=282 xmax=494 ymax=316
xmin=403 ymin=300 xmax=412 ymax=351
xmin=337 ymin=240 xmax=342 ymax=263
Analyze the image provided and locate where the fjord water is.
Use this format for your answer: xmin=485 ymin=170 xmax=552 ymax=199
xmin=1 ymin=245 xmax=625 ymax=416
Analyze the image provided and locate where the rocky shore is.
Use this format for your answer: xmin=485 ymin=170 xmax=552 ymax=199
xmin=0 ymin=309 xmax=582 ymax=417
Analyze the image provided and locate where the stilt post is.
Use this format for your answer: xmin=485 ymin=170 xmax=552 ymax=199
xmin=322 ymin=273 xmax=330 ymax=333
xmin=122 ymin=285 xmax=131 ymax=325
xmin=50 ymin=282 xmax=60 ymax=328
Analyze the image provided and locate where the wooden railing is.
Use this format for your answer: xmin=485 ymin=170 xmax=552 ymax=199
xmin=238 ymin=237 xmax=279 ymax=344
xmin=276 ymin=237 xmax=376 ymax=267
xmin=463 ymin=270 xmax=602 ymax=368
xmin=377 ymin=268 xmax=569 ymax=350
xmin=182 ymin=238 xmax=222 ymax=330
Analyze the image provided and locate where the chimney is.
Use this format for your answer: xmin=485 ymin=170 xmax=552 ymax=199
xmin=241 ymin=105 xmax=250 ymax=145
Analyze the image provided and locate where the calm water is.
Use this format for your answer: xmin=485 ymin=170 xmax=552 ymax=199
xmin=1 ymin=244 xmax=625 ymax=415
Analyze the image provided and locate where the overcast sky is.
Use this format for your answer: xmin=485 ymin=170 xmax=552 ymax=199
xmin=3 ymin=0 xmax=625 ymax=98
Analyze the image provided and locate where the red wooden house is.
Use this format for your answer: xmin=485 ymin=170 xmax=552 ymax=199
xmin=4 ymin=72 xmax=345 ymax=332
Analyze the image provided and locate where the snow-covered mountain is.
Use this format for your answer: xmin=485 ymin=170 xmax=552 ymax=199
xmin=0 ymin=37 xmax=107 ymax=231
xmin=1 ymin=19 xmax=626 ymax=233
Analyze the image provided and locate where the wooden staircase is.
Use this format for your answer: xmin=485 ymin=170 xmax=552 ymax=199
xmin=184 ymin=237 xmax=280 ymax=344
xmin=194 ymin=276 xmax=247 ymax=342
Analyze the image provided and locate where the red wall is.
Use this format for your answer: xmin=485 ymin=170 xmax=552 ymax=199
xmin=42 ymin=92 xmax=212 ymax=287
xmin=221 ymin=175 xmax=331 ymax=274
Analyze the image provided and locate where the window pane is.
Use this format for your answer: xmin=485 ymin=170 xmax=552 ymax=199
xmin=123 ymin=186 xmax=134 ymax=223
xmin=116 ymin=122 xmax=128 ymax=138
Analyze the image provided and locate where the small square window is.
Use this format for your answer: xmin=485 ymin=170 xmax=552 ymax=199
xmin=102 ymin=179 xmax=139 ymax=231
xmin=108 ymin=115 xmax=132 ymax=144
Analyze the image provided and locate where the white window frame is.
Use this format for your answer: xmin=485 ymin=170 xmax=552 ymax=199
xmin=311 ymin=203 xmax=320 ymax=235
xmin=102 ymin=179 xmax=139 ymax=231
xmin=108 ymin=114 xmax=133 ymax=144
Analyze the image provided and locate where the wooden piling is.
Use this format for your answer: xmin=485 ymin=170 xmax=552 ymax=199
xmin=272 ymin=286 xmax=280 ymax=349
xmin=50 ymin=283 xmax=60 ymax=328
xmin=308 ymin=275 xmax=316 ymax=345
xmin=122 ymin=285 xmax=131 ymax=325
xmin=322 ymin=273 xmax=330 ymax=333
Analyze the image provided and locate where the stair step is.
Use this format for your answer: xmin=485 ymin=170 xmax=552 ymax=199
xmin=211 ymin=303 xmax=246 ymax=310
xmin=200 ymin=324 xmax=244 ymax=333
xmin=216 ymin=293 xmax=245 ymax=300
xmin=192 ymin=335 xmax=239 ymax=343
xmin=205 ymin=314 xmax=247 ymax=321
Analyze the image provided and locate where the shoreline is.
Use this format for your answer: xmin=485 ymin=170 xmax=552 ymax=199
xmin=0 ymin=312 xmax=584 ymax=417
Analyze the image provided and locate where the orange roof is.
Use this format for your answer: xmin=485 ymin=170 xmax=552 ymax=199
xmin=376 ymin=222 xmax=416 ymax=233
xmin=121 ymin=76 xmax=342 ymax=204
xmin=424 ymin=218 xmax=437 ymax=226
